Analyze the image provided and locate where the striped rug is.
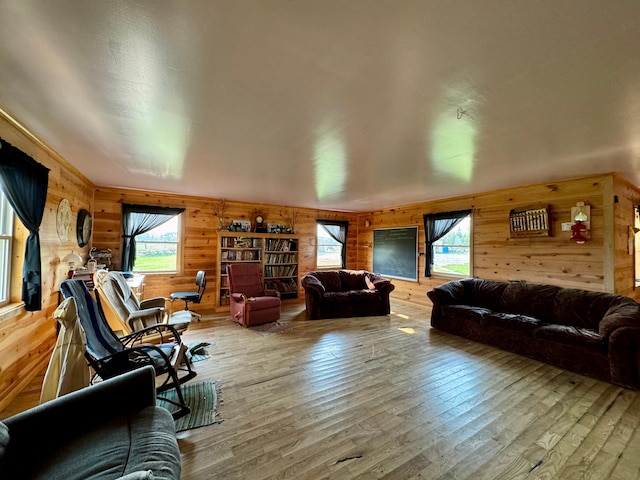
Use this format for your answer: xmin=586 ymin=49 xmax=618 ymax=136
xmin=157 ymin=381 xmax=221 ymax=432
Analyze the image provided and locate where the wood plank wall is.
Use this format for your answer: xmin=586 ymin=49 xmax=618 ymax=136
xmin=0 ymin=112 xmax=94 ymax=413
xmin=612 ymin=175 xmax=640 ymax=300
xmin=356 ymin=174 xmax=640 ymax=307
xmin=3 ymin=108 xmax=639 ymax=414
xmin=93 ymin=188 xmax=358 ymax=313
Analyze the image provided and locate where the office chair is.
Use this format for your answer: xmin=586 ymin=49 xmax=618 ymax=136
xmin=170 ymin=270 xmax=206 ymax=320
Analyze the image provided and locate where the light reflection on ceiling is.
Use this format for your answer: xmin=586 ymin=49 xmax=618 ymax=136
xmin=0 ymin=1 xmax=639 ymax=211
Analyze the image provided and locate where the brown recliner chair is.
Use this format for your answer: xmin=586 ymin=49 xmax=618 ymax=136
xmin=227 ymin=263 xmax=281 ymax=327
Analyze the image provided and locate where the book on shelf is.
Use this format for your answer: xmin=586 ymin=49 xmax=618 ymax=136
xmin=265 ymin=238 xmax=297 ymax=252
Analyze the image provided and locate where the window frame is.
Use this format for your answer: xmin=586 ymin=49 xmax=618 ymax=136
xmin=316 ymin=220 xmax=348 ymax=269
xmin=431 ymin=214 xmax=472 ymax=278
xmin=0 ymin=189 xmax=14 ymax=307
xmin=132 ymin=213 xmax=183 ymax=274
xmin=423 ymin=209 xmax=473 ymax=278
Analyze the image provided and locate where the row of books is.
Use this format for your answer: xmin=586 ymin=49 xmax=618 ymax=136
xmin=264 ymin=253 xmax=296 ymax=264
xmin=221 ymin=237 xmax=263 ymax=248
xmin=265 ymin=278 xmax=298 ymax=293
xmin=265 ymin=265 xmax=297 ymax=277
xmin=265 ymin=238 xmax=297 ymax=252
xmin=221 ymin=250 xmax=261 ymax=261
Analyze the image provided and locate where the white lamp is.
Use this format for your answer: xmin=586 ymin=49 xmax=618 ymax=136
xmin=62 ymin=252 xmax=83 ymax=278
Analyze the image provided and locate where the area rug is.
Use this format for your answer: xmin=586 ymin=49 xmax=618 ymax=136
xmin=157 ymin=381 xmax=221 ymax=432
xmin=248 ymin=320 xmax=294 ymax=336
xmin=185 ymin=341 xmax=213 ymax=363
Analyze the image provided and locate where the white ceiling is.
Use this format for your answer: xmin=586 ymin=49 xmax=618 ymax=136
xmin=1 ymin=1 xmax=640 ymax=212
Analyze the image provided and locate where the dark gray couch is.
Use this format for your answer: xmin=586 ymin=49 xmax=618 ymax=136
xmin=427 ymin=278 xmax=640 ymax=389
xmin=0 ymin=366 xmax=180 ymax=479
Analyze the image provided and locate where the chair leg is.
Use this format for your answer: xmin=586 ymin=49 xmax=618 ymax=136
xmin=182 ymin=300 xmax=201 ymax=321
xmin=156 ymin=344 xmax=198 ymax=419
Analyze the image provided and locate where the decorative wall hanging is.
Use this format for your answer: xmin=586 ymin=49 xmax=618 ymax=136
xmin=56 ymin=198 xmax=72 ymax=242
xmin=509 ymin=205 xmax=551 ymax=238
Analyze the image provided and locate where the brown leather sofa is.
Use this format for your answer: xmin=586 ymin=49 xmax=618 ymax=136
xmin=427 ymin=278 xmax=640 ymax=389
xmin=302 ymin=270 xmax=395 ymax=319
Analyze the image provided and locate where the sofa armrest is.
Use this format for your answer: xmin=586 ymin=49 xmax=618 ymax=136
xmin=3 ymin=366 xmax=156 ymax=452
xmin=369 ymin=276 xmax=395 ymax=295
xmin=599 ymin=302 xmax=640 ymax=337
xmin=427 ymin=280 xmax=466 ymax=305
xmin=608 ymin=326 xmax=640 ymax=389
xmin=301 ymin=275 xmax=325 ymax=295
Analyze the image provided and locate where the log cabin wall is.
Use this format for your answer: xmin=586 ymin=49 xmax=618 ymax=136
xmin=93 ymin=187 xmax=358 ymax=313
xmin=0 ymin=112 xmax=94 ymax=412
xmin=356 ymin=174 xmax=634 ymax=307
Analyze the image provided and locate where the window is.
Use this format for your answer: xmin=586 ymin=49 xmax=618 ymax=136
xmin=121 ymin=203 xmax=185 ymax=272
xmin=424 ymin=209 xmax=472 ymax=277
xmin=0 ymin=189 xmax=14 ymax=306
xmin=316 ymin=220 xmax=348 ymax=268
xmin=432 ymin=215 xmax=471 ymax=276
xmin=133 ymin=214 xmax=181 ymax=272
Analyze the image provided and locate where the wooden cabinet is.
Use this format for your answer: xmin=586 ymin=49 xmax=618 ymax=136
xmin=217 ymin=232 xmax=299 ymax=307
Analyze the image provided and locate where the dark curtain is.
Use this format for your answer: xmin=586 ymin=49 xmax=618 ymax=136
xmin=423 ymin=209 xmax=472 ymax=277
xmin=0 ymin=138 xmax=50 ymax=311
xmin=121 ymin=204 xmax=185 ymax=271
xmin=317 ymin=220 xmax=349 ymax=268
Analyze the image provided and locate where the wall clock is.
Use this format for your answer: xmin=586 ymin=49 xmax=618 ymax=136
xmin=76 ymin=208 xmax=92 ymax=247
xmin=56 ymin=198 xmax=72 ymax=242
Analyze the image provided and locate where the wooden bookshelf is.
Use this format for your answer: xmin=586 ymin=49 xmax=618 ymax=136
xmin=216 ymin=232 xmax=299 ymax=308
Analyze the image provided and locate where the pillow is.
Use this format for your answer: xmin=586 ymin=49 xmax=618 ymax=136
xmin=0 ymin=421 xmax=8 ymax=460
xmin=365 ymin=275 xmax=375 ymax=290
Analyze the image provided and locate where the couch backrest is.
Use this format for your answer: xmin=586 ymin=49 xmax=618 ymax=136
xmin=461 ymin=278 xmax=508 ymax=311
xmin=449 ymin=278 xmax=639 ymax=330
xmin=308 ymin=270 xmax=343 ymax=292
xmin=499 ymin=281 xmax=560 ymax=321
xmin=550 ymin=288 xmax=632 ymax=330
xmin=339 ymin=270 xmax=369 ymax=291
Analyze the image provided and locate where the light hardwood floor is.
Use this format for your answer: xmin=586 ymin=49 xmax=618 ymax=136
xmin=4 ymin=300 xmax=640 ymax=479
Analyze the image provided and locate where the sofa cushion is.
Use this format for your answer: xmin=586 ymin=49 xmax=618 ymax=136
xmin=323 ymin=291 xmax=352 ymax=302
xmin=349 ymin=289 xmax=381 ymax=303
xmin=499 ymin=281 xmax=559 ymax=320
xmin=442 ymin=304 xmax=493 ymax=323
xmin=461 ymin=278 xmax=509 ymax=311
xmin=364 ymin=275 xmax=376 ymax=290
xmin=551 ymin=289 xmax=625 ymax=330
xmin=311 ymin=271 xmax=342 ymax=292
xmin=125 ymin=407 xmax=180 ymax=478
xmin=480 ymin=312 xmax=544 ymax=334
xmin=533 ymin=325 xmax=606 ymax=352
xmin=247 ymin=295 xmax=281 ymax=311
xmin=17 ymin=407 xmax=179 ymax=480
xmin=340 ymin=270 xmax=368 ymax=291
